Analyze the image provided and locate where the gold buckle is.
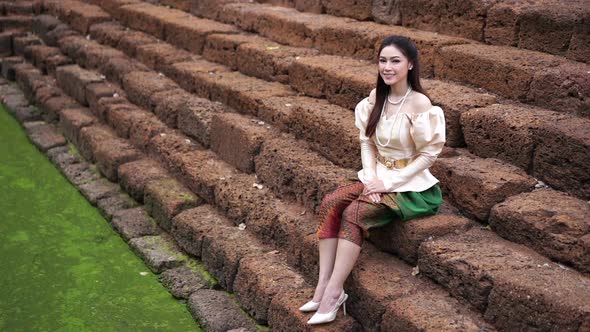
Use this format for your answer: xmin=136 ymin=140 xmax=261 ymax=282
xmin=378 ymin=155 xmax=409 ymax=169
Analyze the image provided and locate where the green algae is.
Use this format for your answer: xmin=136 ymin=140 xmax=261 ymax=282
xmin=0 ymin=106 xmax=202 ymax=332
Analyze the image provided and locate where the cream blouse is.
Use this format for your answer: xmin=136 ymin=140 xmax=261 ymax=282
xmin=354 ymin=90 xmax=446 ymax=192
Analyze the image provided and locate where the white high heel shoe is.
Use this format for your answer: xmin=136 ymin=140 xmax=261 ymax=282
xmin=298 ymin=300 xmax=320 ymax=312
xmin=306 ymin=291 xmax=348 ymax=325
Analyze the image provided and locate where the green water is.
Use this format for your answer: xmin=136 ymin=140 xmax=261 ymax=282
xmin=0 ymin=106 xmax=201 ymax=331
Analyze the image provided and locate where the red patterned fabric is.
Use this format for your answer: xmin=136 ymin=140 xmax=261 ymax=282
xmin=316 ymin=181 xmax=399 ymax=246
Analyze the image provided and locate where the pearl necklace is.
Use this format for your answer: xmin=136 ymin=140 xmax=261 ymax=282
xmin=376 ymin=87 xmax=412 ymax=147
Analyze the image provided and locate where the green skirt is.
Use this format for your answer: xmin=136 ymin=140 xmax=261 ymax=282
xmin=352 ymin=183 xmax=443 ymax=232
xmin=383 ymin=184 xmax=443 ymax=221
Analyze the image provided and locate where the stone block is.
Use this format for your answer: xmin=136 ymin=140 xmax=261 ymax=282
xmin=1 ymin=56 xmax=24 ymax=80
xmin=121 ymin=70 xmax=178 ymax=110
xmin=150 ymin=88 xmax=190 ymax=127
xmin=188 ymin=290 xmax=258 ymax=332
xmin=490 ymin=189 xmax=590 ymax=273
xmin=461 ymin=104 xmax=566 ymax=170
xmin=210 ymin=112 xmax=270 ymax=173
xmin=171 ymin=205 xmax=227 ymax=258
xmin=370 ymin=211 xmax=474 ymax=265
xmin=100 ymin=56 xmax=149 ymax=85
xmin=59 ymin=107 xmax=97 ymax=147
xmin=175 ymin=150 xmax=237 ymax=203
xmin=147 ymin=131 xmax=203 ymax=175
xmin=255 ymin=137 xmax=353 ymax=211
xmin=77 ymin=124 xmax=119 ymax=162
xmin=233 ymin=253 xmax=307 ymax=324
xmin=13 ymin=35 xmax=41 ymax=56
xmin=85 ymin=82 xmax=122 ymax=113
xmin=163 ymin=60 xmax=230 ymax=97
xmin=268 ymin=289 xmax=361 ymax=331
xmin=128 ymin=112 xmax=172 ymax=151
xmin=533 ymin=117 xmax=590 ymax=199
xmin=67 ymin=3 xmax=111 ymax=35
xmin=23 ymin=121 xmax=66 ymax=152
xmin=96 ymin=192 xmax=137 ymax=221
xmin=116 ymin=30 xmax=159 ymax=57
xmin=202 ymin=33 xmax=262 ymax=71
xmin=144 ymin=178 xmax=201 ymax=232
xmin=40 ymin=95 xmax=79 ymax=123
xmin=111 ymin=207 xmax=161 ymax=241
xmin=418 ymin=228 xmax=590 ymax=331
xmin=55 ymin=65 xmax=104 ymax=106
xmin=135 ymin=42 xmax=192 ymax=73
xmin=118 ymin=158 xmax=169 ymax=202
xmin=176 ymin=95 xmax=225 ymax=148
xmin=89 ymin=21 xmax=127 ymax=47
xmin=14 ymin=105 xmax=42 ymax=123
xmin=62 ymin=162 xmax=101 ymax=186
xmin=94 ymin=139 xmax=143 ymax=181
xmin=159 ymin=265 xmax=213 ymax=299
xmin=129 ymin=234 xmax=189 ymax=273
xmin=78 ymin=178 xmax=120 ymax=205
xmin=431 ymin=149 xmax=536 ymax=221
xmin=423 ymin=79 xmax=497 ymax=148
xmin=236 ymin=39 xmax=318 ymax=84
xmin=163 ymin=15 xmax=238 ymax=54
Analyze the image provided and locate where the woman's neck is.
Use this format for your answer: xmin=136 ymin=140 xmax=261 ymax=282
xmin=389 ymin=82 xmax=410 ymax=98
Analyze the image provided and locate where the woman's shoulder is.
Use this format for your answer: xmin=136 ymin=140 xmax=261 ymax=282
xmin=406 ymin=91 xmax=435 ymax=115
xmin=355 ymin=88 xmax=377 ymax=113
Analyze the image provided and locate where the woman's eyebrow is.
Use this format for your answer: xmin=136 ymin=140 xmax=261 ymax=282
xmin=379 ymin=56 xmax=401 ymax=59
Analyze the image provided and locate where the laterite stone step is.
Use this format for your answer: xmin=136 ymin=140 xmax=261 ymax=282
xmin=431 ymin=149 xmax=537 ymax=221
xmin=490 ymin=188 xmax=590 ymax=274
xmin=20 ymin=16 xmax=498 ymax=325
xmin=214 ymin=1 xmax=469 ymax=75
xmin=436 ymin=44 xmax=590 ymax=117
xmin=418 ymin=227 xmax=590 ymax=331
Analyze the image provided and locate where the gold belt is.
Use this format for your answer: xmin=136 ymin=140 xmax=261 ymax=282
xmin=377 ymin=155 xmax=410 ymax=169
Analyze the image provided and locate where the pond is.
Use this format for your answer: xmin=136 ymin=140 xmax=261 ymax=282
xmin=0 ymin=106 xmax=201 ymax=332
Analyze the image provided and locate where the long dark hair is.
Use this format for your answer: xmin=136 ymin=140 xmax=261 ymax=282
xmin=365 ymin=35 xmax=429 ymax=138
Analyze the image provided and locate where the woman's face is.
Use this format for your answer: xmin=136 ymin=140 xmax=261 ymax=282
xmin=378 ymin=45 xmax=412 ymax=86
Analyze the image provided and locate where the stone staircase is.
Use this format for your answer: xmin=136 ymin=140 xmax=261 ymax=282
xmin=1 ymin=0 xmax=589 ymax=331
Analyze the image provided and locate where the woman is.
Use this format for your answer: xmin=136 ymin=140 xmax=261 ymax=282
xmin=301 ymin=35 xmax=445 ymax=325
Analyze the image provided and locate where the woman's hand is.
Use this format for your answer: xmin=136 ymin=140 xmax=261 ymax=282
xmin=363 ymin=179 xmax=387 ymax=202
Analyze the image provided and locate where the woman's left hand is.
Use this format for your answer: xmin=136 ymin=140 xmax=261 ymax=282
xmin=364 ymin=179 xmax=387 ymax=195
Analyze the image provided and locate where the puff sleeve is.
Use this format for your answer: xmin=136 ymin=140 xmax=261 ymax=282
xmin=354 ymin=89 xmax=378 ymax=182
xmin=383 ymin=106 xmax=446 ymax=191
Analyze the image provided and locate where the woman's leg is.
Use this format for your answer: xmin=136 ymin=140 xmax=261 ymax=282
xmin=313 ymin=181 xmax=364 ymax=302
xmin=317 ymin=198 xmax=392 ymax=313
xmin=313 ymin=238 xmax=338 ymax=302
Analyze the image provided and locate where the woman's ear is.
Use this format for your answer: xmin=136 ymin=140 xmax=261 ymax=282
xmin=408 ymin=62 xmax=414 ymax=70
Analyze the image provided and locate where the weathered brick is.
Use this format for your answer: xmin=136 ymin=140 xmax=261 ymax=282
xmin=118 ymin=158 xmax=169 ymax=202
xmin=210 ymin=112 xmax=270 ymax=173
xmin=490 ymin=188 xmax=590 ymax=274
xmin=121 ymin=70 xmax=178 ymax=110
xmin=111 ymin=206 xmax=161 ymax=241
xmin=533 ymin=116 xmax=590 ymax=200
xmin=23 ymin=121 xmax=66 ymax=152
xmin=418 ymin=228 xmax=590 ymax=331
xmin=163 ymin=14 xmax=238 ymax=54
xmin=93 ymin=138 xmax=142 ymax=181
xmin=188 ymin=290 xmax=258 ymax=332
xmin=55 ymin=65 xmax=104 ymax=105
xmin=144 ymin=178 xmax=201 ymax=231
xmin=233 ymin=253 xmax=307 ymax=324
xmin=129 ymin=234 xmax=188 ymax=273
xmin=59 ymin=107 xmax=97 ymax=147
xmin=461 ymin=104 xmax=567 ymax=170
xmin=431 ymin=149 xmax=536 ymax=221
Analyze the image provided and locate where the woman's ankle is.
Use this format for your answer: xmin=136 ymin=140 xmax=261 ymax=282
xmin=312 ymin=279 xmax=329 ymax=302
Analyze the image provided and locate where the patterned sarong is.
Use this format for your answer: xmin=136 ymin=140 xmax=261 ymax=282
xmin=316 ymin=180 xmax=442 ymax=246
